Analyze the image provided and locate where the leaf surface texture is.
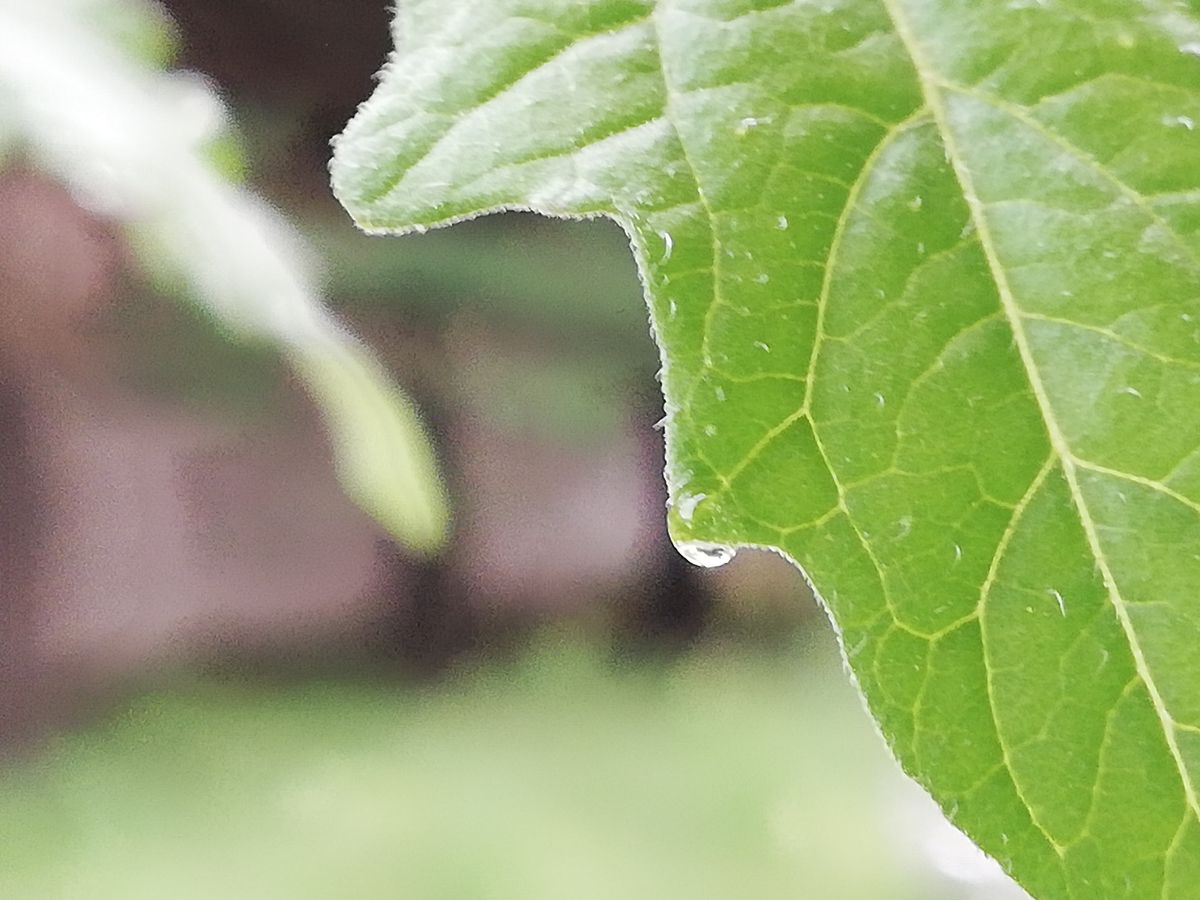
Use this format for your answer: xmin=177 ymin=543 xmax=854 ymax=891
xmin=333 ymin=2 xmax=1200 ymax=894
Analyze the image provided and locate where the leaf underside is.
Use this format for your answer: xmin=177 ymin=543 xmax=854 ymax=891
xmin=333 ymin=1 xmax=1200 ymax=896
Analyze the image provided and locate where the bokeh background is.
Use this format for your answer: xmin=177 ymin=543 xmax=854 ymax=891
xmin=0 ymin=1 xmax=1027 ymax=896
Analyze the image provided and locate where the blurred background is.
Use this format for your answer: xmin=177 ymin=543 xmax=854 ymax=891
xmin=0 ymin=1 xmax=1026 ymax=896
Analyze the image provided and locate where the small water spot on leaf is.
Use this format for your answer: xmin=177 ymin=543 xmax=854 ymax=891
xmin=754 ymin=272 xmax=770 ymax=285
xmin=874 ymin=391 xmax=886 ymax=408
xmin=916 ymin=241 xmax=926 ymax=255
xmin=1121 ymin=385 xmax=1143 ymax=398
xmin=704 ymin=424 xmax=718 ymax=437
xmin=676 ymin=492 xmax=707 ymax=523
xmin=658 ymin=230 xmax=674 ymax=263
xmin=908 ymin=195 xmax=923 ymax=211
xmin=735 ymin=115 xmax=771 ymax=136
xmin=754 ymin=340 xmax=771 ymax=352
xmin=1164 ymin=114 xmax=1196 ymax=131
xmin=776 ymin=215 xmax=789 ymax=230
xmin=676 ymin=540 xmax=736 ymax=568
xmin=953 ymin=542 xmax=962 ymax=562
xmin=1182 ymin=41 xmax=1200 ymax=58
xmin=1048 ymin=588 xmax=1066 ymax=616
xmin=668 ymin=298 xmax=678 ymax=318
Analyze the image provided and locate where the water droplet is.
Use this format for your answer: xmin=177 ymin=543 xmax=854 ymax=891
xmin=1182 ymin=41 xmax=1200 ymax=58
xmin=668 ymin=298 xmax=678 ymax=318
xmin=735 ymin=115 xmax=771 ymax=136
xmin=874 ymin=391 xmax=886 ymax=408
xmin=1164 ymin=114 xmax=1196 ymax=131
xmin=1048 ymin=588 xmax=1066 ymax=616
xmin=776 ymin=215 xmax=789 ymax=230
xmin=676 ymin=492 xmax=707 ymax=522
xmin=658 ymin=230 xmax=674 ymax=263
xmin=754 ymin=340 xmax=771 ymax=352
xmin=953 ymin=542 xmax=962 ymax=562
xmin=714 ymin=386 xmax=726 ymax=402
xmin=704 ymin=424 xmax=718 ymax=437
xmin=908 ymin=195 xmax=923 ymax=211
xmin=754 ymin=272 xmax=770 ymax=285
xmin=676 ymin=540 xmax=737 ymax=568
xmin=1121 ymin=385 xmax=1143 ymax=398
xmin=916 ymin=241 xmax=926 ymax=255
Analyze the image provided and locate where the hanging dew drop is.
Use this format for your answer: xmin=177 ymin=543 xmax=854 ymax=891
xmin=675 ymin=541 xmax=737 ymax=568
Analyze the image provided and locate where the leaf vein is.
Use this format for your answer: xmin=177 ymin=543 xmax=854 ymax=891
xmin=880 ymin=0 xmax=1200 ymax=836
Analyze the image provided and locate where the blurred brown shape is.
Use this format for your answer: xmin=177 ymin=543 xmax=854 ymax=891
xmin=0 ymin=171 xmax=397 ymax=744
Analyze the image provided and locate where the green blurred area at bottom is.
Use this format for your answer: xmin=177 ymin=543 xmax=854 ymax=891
xmin=0 ymin=631 xmax=960 ymax=900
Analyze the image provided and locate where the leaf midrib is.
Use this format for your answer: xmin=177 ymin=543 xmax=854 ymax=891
xmin=878 ymin=0 xmax=1200 ymax=834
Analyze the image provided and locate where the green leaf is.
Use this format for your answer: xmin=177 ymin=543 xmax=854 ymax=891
xmin=0 ymin=0 xmax=448 ymax=552
xmin=333 ymin=0 xmax=1200 ymax=895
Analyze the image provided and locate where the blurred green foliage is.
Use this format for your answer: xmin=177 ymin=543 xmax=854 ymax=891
xmin=0 ymin=0 xmax=447 ymax=552
xmin=0 ymin=633 xmax=955 ymax=900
